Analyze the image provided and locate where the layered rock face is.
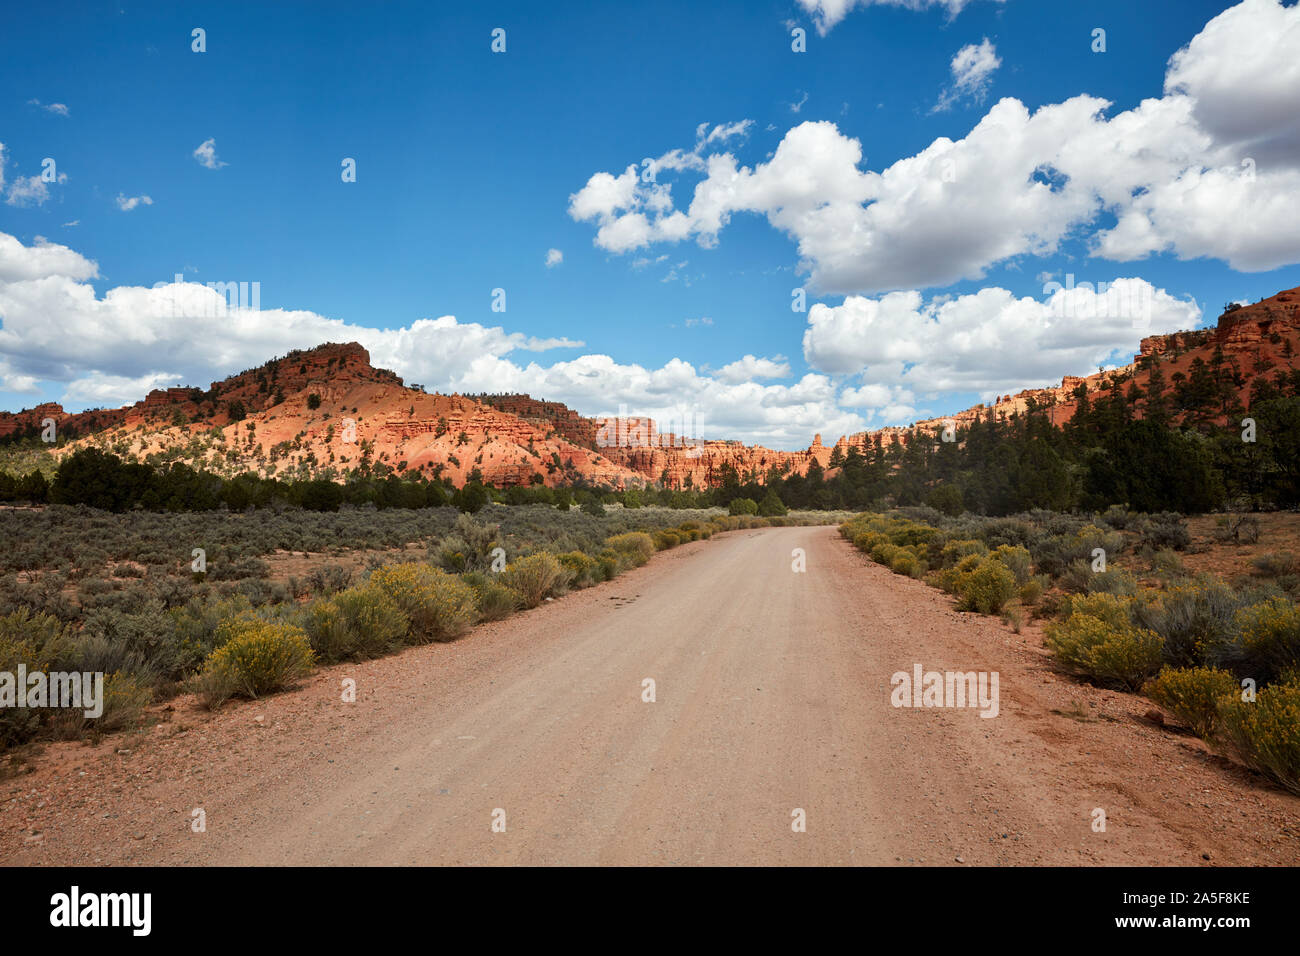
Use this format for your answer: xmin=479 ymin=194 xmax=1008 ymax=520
xmin=591 ymin=419 xmax=834 ymax=487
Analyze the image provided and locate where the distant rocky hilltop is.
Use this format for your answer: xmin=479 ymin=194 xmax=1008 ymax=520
xmin=3 ymin=286 xmax=1296 ymax=488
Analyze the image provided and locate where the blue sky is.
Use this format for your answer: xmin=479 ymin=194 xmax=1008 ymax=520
xmin=1 ymin=0 xmax=1298 ymax=448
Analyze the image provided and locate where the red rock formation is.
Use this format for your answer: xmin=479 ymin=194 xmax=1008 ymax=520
xmin=8 ymin=288 xmax=1297 ymax=489
xmin=846 ymin=285 xmax=1300 ymax=447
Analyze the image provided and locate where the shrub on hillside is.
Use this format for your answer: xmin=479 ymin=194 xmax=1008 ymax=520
xmin=433 ymin=514 xmax=501 ymax=574
xmin=556 ymin=551 xmax=601 ymax=589
xmin=608 ymin=531 xmax=656 ymax=565
xmin=955 ymin=558 xmax=1017 ymax=614
xmin=851 ymin=530 xmax=883 ymax=554
xmin=1086 ymin=566 xmax=1139 ymax=597
xmin=50 ymin=671 xmax=153 ymax=740
xmin=941 ymin=539 xmax=988 ymax=567
xmin=81 ymin=602 xmax=202 ymax=688
xmin=1045 ymin=613 xmax=1163 ymax=690
xmin=367 ymin=563 xmax=476 ymax=643
xmin=1234 ymin=598 xmax=1300 ymax=687
xmin=304 ymin=585 xmax=410 ymax=663
xmin=1059 ymin=592 xmax=1135 ymax=629
xmin=1213 ymin=513 xmax=1260 ymax=545
xmin=728 ymin=498 xmax=758 ymax=516
xmin=197 ymin=621 xmax=313 ymax=707
xmin=1100 ymin=504 xmax=1135 ymax=530
xmin=1215 ymin=678 xmax=1300 ymax=795
xmin=653 ymin=530 xmax=682 ymax=550
xmin=1252 ymin=552 xmax=1299 ymax=578
xmin=1034 ymin=524 xmax=1124 ymax=578
xmin=1129 ymin=578 xmax=1254 ymax=671
xmin=502 ymin=553 xmax=566 ymax=608
xmin=890 ymin=552 xmax=920 ymax=577
xmin=594 ymin=549 xmax=621 ymax=581
xmin=1138 ymin=512 xmax=1191 ymax=552
xmin=1150 ymin=549 xmax=1187 ymax=578
xmin=992 ymin=545 xmax=1032 ymax=586
xmin=1018 ymin=577 xmax=1045 ymax=605
xmin=461 ymin=571 xmax=519 ymax=622
xmin=936 ymin=553 xmax=985 ymax=595
xmin=307 ymin=564 xmax=353 ymax=595
xmin=1144 ymin=666 xmax=1238 ymax=738
xmin=0 ymin=612 xmax=62 ymax=748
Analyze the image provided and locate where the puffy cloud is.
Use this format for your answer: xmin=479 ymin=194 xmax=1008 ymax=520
xmin=573 ymin=0 xmax=1300 ymax=291
xmin=0 ymin=231 xmax=859 ymax=448
xmin=64 ymin=371 xmax=180 ymax=407
xmin=0 ymin=356 xmax=41 ymax=394
xmin=193 ymin=138 xmax=227 ymax=169
xmin=796 ymin=0 xmax=1002 ymax=36
xmin=568 ymin=121 xmax=755 ymax=254
xmin=471 ymin=355 xmax=863 ymax=447
xmin=933 ymin=39 xmax=1000 ymax=112
xmin=803 ymin=279 xmax=1202 ymax=399
xmin=0 ymin=234 xmax=98 ymax=282
xmin=714 ymin=354 xmax=791 ymax=384
xmin=568 ymin=166 xmax=639 ymax=223
xmin=116 ymin=193 xmax=153 ymax=211
xmin=839 ymin=382 xmax=918 ymax=424
xmin=545 ymin=248 xmax=563 ymax=268
xmin=1164 ymin=0 xmax=1300 ymax=166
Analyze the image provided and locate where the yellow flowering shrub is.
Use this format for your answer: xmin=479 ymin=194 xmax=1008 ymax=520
xmin=304 ymin=585 xmax=410 ymax=662
xmin=1144 ymin=666 xmax=1238 ymax=738
xmin=199 ymin=621 xmax=313 ymax=707
xmin=557 ymin=551 xmax=600 ymax=589
xmin=955 ymin=558 xmax=1017 ymax=614
xmin=607 ymin=531 xmax=656 ymax=564
xmin=1045 ymin=613 xmax=1163 ymax=690
xmin=1234 ymin=598 xmax=1300 ymax=685
xmin=502 ymin=552 xmax=567 ymax=608
xmin=367 ymin=563 xmax=476 ymax=643
xmin=890 ymin=551 xmax=919 ymax=577
xmin=1216 ymin=678 xmax=1300 ymax=795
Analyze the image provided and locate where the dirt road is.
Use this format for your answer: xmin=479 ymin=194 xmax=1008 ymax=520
xmin=4 ymin=526 xmax=1298 ymax=865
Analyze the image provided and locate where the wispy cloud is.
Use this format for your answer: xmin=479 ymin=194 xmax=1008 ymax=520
xmin=933 ymin=39 xmax=1001 ymax=112
xmin=193 ymin=138 xmax=228 ymax=169
xmin=116 ymin=193 xmax=153 ymax=211
xmin=796 ymin=0 xmax=1004 ymax=36
xmin=545 ymin=248 xmax=563 ymax=268
xmin=28 ymin=99 xmax=70 ymax=117
xmin=5 ymin=176 xmax=51 ymax=207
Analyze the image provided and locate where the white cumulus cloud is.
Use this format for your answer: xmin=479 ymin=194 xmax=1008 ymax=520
xmin=802 ymin=279 xmax=1202 ymax=400
xmin=572 ymin=0 xmax=1300 ymax=292
xmin=0 ymin=231 xmax=861 ymax=447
